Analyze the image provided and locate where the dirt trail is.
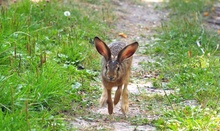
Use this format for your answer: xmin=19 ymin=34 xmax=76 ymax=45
xmin=70 ymin=0 xmax=169 ymax=130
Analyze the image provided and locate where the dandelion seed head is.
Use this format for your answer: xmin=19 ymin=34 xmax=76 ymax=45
xmin=64 ymin=11 xmax=71 ymax=17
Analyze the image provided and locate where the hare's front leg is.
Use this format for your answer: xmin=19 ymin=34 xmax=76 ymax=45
xmin=100 ymin=87 xmax=107 ymax=107
xmin=114 ymin=85 xmax=122 ymax=106
xmin=107 ymin=89 xmax=113 ymax=114
xmin=121 ymin=84 xmax=129 ymax=117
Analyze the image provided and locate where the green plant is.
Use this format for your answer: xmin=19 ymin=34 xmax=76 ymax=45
xmin=0 ymin=0 xmax=110 ymax=130
xmin=145 ymin=0 xmax=220 ymax=130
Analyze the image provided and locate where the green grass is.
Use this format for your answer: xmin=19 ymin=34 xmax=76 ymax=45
xmin=144 ymin=0 xmax=220 ymax=130
xmin=2 ymin=0 xmax=220 ymax=130
xmin=0 ymin=0 xmax=111 ymax=130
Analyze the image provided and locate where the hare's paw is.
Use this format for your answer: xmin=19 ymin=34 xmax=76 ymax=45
xmin=121 ymin=103 xmax=128 ymax=117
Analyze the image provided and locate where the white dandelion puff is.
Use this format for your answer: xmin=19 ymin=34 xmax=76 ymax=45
xmin=64 ymin=11 xmax=71 ymax=17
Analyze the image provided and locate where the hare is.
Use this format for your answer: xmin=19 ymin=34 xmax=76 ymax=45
xmin=94 ymin=36 xmax=138 ymax=117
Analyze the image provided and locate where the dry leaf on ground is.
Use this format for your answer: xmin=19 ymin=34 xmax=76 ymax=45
xmin=218 ymin=29 xmax=220 ymax=34
xmin=203 ymin=12 xmax=209 ymax=17
xmin=118 ymin=33 xmax=127 ymax=38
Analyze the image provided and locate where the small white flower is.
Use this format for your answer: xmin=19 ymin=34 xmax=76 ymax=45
xmin=64 ymin=11 xmax=71 ymax=17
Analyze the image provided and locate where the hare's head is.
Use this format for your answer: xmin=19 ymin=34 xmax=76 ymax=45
xmin=94 ymin=37 xmax=138 ymax=82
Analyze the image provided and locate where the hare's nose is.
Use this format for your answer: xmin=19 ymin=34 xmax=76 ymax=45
xmin=109 ymin=76 xmax=114 ymax=81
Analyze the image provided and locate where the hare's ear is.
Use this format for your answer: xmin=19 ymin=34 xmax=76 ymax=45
xmin=117 ymin=42 xmax=138 ymax=62
xmin=94 ymin=37 xmax=111 ymax=61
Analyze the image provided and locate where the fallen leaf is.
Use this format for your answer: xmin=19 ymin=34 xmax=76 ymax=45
xmin=203 ymin=12 xmax=209 ymax=17
xmin=118 ymin=33 xmax=127 ymax=38
xmin=218 ymin=29 xmax=220 ymax=34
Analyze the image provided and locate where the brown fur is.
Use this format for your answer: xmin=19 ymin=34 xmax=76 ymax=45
xmin=94 ymin=37 xmax=138 ymax=116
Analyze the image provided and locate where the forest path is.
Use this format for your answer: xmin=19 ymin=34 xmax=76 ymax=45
xmin=70 ymin=0 xmax=170 ymax=130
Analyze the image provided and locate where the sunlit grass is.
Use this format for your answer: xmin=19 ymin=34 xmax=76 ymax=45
xmin=0 ymin=0 xmax=111 ymax=130
xmin=144 ymin=0 xmax=220 ymax=130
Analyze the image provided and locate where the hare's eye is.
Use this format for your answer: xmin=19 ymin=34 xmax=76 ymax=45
xmin=117 ymin=67 xmax=120 ymax=71
xmin=105 ymin=65 xmax=108 ymax=70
